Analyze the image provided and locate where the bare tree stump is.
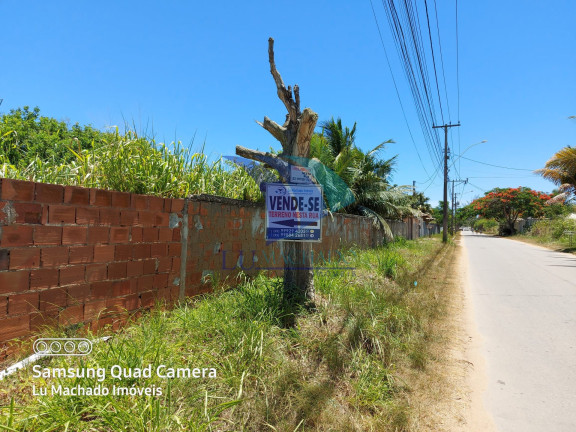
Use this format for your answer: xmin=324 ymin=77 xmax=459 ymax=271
xmin=238 ymin=38 xmax=319 ymax=305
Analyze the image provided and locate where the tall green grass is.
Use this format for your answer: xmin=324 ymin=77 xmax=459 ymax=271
xmin=0 ymin=127 xmax=262 ymax=201
xmin=518 ymin=217 xmax=576 ymax=250
xmin=0 ymin=237 xmax=446 ymax=431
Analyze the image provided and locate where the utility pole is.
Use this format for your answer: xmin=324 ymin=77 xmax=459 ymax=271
xmin=450 ymin=178 xmax=468 ymax=234
xmin=433 ymin=122 xmax=460 ymax=243
xmin=451 ymin=180 xmax=455 ymax=235
xmin=453 ymin=193 xmax=459 ymax=232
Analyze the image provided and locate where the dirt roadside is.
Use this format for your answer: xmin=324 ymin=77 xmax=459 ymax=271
xmin=458 ymin=238 xmax=497 ymax=432
xmin=407 ymin=238 xmax=497 ymax=431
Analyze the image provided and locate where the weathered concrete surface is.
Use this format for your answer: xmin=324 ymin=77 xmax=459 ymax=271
xmin=462 ymin=231 xmax=576 ymax=431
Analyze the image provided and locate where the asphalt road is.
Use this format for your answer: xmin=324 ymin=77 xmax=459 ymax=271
xmin=462 ymin=231 xmax=576 ymax=432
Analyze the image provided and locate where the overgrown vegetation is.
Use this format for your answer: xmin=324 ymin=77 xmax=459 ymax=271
xmin=472 ymin=218 xmax=498 ymax=234
xmin=517 ymin=216 xmax=576 ymax=251
xmin=1 ymin=109 xmax=428 ymax=228
xmin=309 ymin=118 xmax=420 ymax=232
xmin=0 ymin=106 xmax=262 ymax=200
xmin=0 ymin=237 xmax=450 ymax=431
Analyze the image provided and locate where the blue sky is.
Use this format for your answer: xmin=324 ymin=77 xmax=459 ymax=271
xmin=1 ymin=0 xmax=575 ymax=206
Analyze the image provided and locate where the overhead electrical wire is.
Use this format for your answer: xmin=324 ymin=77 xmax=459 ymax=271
xmin=422 ymin=165 xmax=443 ymax=193
xmin=468 ymin=182 xmax=486 ymax=193
xmin=368 ymin=0 xmax=430 ymax=177
xmin=467 ymin=175 xmax=536 ymax=179
xmin=381 ymin=0 xmax=444 ymax=167
xmin=417 ymin=159 xmax=443 ymax=186
xmin=455 ymin=0 xmax=461 ymax=122
xmin=423 ymin=0 xmax=445 ymax=123
xmin=373 ymin=0 xmax=463 ymax=198
xmin=433 ymin=0 xmax=452 ymax=121
xmin=459 ymin=156 xmax=534 ymax=171
xmin=454 ymin=0 xmax=462 ymax=185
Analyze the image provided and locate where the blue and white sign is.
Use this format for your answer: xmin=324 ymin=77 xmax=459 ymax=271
xmin=290 ymin=165 xmax=315 ymax=184
xmin=265 ymin=183 xmax=323 ymax=242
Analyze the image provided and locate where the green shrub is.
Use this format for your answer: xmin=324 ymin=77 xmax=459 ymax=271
xmin=1 ymin=117 xmax=262 ymax=201
xmin=376 ymin=250 xmax=406 ymax=280
xmin=473 ymin=218 xmax=498 ymax=233
xmin=550 ymin=217 xmax=576 ymax=239
xmin=528 ymin=219 xmax=551 ymax=237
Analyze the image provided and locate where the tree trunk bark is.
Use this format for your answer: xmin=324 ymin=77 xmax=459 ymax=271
xmin=282 ymin=242 xmax=315 ymax=303
xmin=260 ymin=38 xmax=319 ymax=304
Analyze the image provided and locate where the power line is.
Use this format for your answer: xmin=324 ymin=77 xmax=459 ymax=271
xmin=433 ymin=0 xmax=451 ymax=121
xmin=460 ymin=156 xmax=534 ymax=171
xmin=377 ymin=0 xmax=461 ymax=213
xmin=417 ymin=158 xmax=443 ymax=186
xmin=423 ymin=0 xmax=445 ymax=123
xmin=421 ymin=167 xmax=442 ymax=193
xmin=468 ymin=182 xmax=486 ymax=193
xmin=467 ymin=175 xmax=536 ymax=179
xmin=368 ymin=0 xmax=430 ymax=177
xmin=455 ymin=0 xmax=461 ymax=122
xmin=381 ymin=0 xmax=444 ymax=167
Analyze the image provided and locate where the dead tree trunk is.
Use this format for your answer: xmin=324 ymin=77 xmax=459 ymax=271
xmin=241 ymin=38 xmax=319 ymax=304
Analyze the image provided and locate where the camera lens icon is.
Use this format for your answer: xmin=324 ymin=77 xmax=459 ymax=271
xmin=50 ymin=341 xmax=62 ymax=353
xmin=35 ymin=340 xmax=49 ymax=354
xmin=64 ymin=341 xmax=76 ymax=353
xmin=33 ymin=338 xmax=93 ymax=356
xmin=77 ymin=341 xmax=91 ymax=354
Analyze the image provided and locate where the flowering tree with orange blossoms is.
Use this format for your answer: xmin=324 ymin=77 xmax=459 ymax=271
xmin=471 ymin=187 xmax=551 ymax=234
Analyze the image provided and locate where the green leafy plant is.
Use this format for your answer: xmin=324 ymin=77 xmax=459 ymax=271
xmin=310 ymin=118 xmax=418 ymax=238
xmin=0 ymin=107 xmax=262 ymax=201
xmin=470 ymin=187 xmax=552 ymax=235
xmin=1 ymin=238 xmax=449 ymax=431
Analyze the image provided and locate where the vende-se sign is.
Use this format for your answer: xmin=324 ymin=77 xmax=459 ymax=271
xmin=265 ymin=183 xmax=323 ymax=242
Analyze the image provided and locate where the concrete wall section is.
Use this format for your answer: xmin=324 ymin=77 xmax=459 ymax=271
xmin=181 ymin=195 xmax=385 ymax=296
xmin=0 ymin=179 xmax=433 ymax=358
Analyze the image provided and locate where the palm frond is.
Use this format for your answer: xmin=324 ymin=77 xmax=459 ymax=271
xmin=357 ymin=205 xmax=393 ymax=241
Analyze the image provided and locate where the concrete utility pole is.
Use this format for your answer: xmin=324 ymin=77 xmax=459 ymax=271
xmin=451 ymin=180 xmax=455 ymax=235
xmin=453 ymin=193 xmax=459 ymax=232
xmin=433 ymin=122 xmax=460 ymax=243
xmin=450 ymin=178 xmax=467 ymax=234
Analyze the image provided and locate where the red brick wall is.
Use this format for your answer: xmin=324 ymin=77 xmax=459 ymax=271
xmin=0 ymin=179 xmax=182 ymax=357
xmin=182 ymin=195 xmax=384 ymax=294
xmin=0 ymin=181 xmax=386 ymax=359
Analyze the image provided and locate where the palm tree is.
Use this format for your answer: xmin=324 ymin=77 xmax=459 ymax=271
xmin=535 ymin=146 xmax=576 ymax=203
xmin=311 ymin=118 xmax=417 ymax=237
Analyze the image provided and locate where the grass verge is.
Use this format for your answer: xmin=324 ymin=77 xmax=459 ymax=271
xmin=0 ymin=236 xmax=456 ymax=431
xmin=511 ymin=218 xmax=576 ymax=253
xmin=512 ymin=234 xmax=576 ymax=254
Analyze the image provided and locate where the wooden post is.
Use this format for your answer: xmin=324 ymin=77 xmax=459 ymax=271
xmin=236 ymin=38 xmax=318 ymax=304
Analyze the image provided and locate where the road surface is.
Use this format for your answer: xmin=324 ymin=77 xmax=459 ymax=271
xmin=462 ymin=231 xmax=576 ymax=432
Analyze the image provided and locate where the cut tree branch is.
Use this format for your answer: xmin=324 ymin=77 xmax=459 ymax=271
xmin=255 ymin=117 xmax=286 ymax=146
xmin=268 ymin=37 xmax=298 ymax=124
xmin=294 ymin=108 xmax=319 ymax=157
xmin=294 ymin=85 xmax=300 ymax=116
xmin=235 ymin=145 xmax=290 ymax=181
